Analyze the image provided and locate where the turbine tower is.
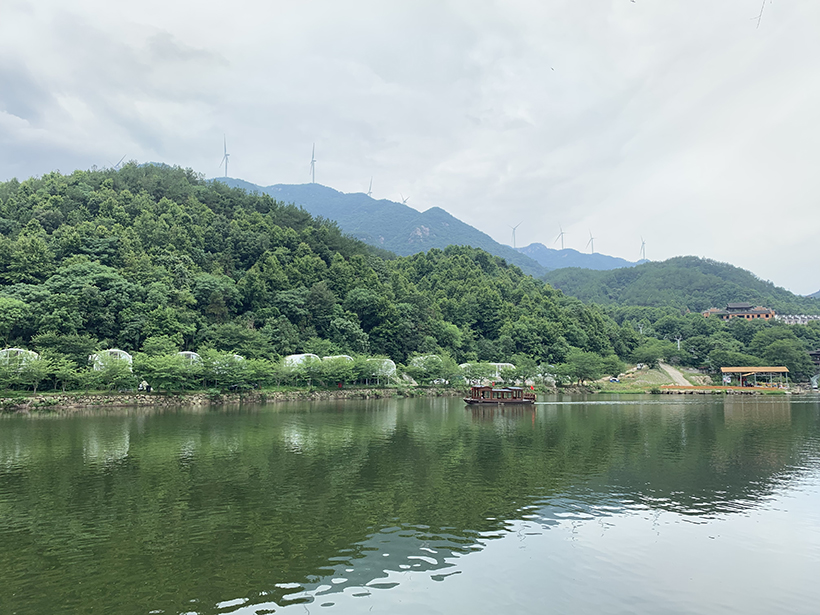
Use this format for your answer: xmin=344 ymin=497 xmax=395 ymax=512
xmin=554 ymin=225 xmax=566 ymax=250
xmin=310 ymin=144 xmax=316 ymax=183
xmin=640 ymin=237 xmax=646 ymax=260
xmin=367 ymin=177 xmax=373 ymax=197
xmin=586 ymin=230 xmax=595 ymax=254
xmin=220 ymin=135 xmax=230 ymax=178
xmin=509 ymin=221 xmax=523 ymax=249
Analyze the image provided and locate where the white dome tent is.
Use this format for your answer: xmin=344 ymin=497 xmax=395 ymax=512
xmin=0 ymin=348 xmax=40 ymax=363
xmin=322 ymin=355 xmax=354 ymax=362
xmin=177 ymin=351 xmax=202 ymax=365
xmin=367 ymin=358 xmax=397 ymax=385
xmin=284 ymin=353 xmax=321 ymax=368
xmin=459 ymin=362 xmax=516 ymax=384
xmin=89 ymin=349 xmax=133 ymax=371
xmin=409 ymin=354 xmax=441 ymax=367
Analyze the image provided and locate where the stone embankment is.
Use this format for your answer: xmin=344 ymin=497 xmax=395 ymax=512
xmin=1 ymin=387 xmax=464 ymax=412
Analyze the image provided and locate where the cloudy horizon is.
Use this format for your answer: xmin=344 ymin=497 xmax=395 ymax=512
xmin=2 ymin=0 xmax=818 ymax=294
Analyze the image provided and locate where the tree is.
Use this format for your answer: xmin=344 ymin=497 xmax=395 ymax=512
xmin=761 ymin=340 xmax=814 ymax=381
xmin=49 ymin=355 xmax=81 ymax=392
xmin=747 ymin=327 xmax=800 ymax=358
xmin=509 ymin=354 xmax=539 ymax=385
xmin=461 ymin=362 xmax=496 ymax=385
xmin=19 ymin=357 xmax=52 ymax=394
xmin=0 ymin=297 xmax=29 ymax=346
xmin=199 ymin=350 xmax=249 ymax=391
xmin=601 ymin=355 xmax=625 ymax=379
xmin=405 ymin=354 xmax=443 ymax=385
xmin=631 ymin=339 xmax=676 ymax=369
xmin=33 ymin=332 xmax=98 ymax=367
xmin=319 ymin=357 xmax=355 ymax=386
xmin=5 ymin=222 xmax=55 ymax=283
xmin=707 ymin=349 xmax=765 ymax=371
xmin=141 ymin=335 xmax=182 ymax=356
xmin=133 ymin=353 xmax=197 ymax=392
xmin=562 ymin=349 xmax=603 ymax=385
xmin=93 ymin=353 xmax=137 ymax=391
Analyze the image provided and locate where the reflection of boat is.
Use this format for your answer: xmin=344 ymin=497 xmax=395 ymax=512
xmin=464 ymin=386 xmax=536 ymax=405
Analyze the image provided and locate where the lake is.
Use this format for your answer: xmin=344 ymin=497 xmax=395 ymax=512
xmin=2 ymin=395 xmax=820 ymax=614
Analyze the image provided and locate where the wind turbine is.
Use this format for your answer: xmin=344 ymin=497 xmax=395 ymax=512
xmin=509 ymin=221 xmax=523 ymax=249
xmin=400 ymin=193 xmax=409 ymax=204
xmin=586 ymin=230 xmax=595 ymax=254
xmin=220 ymin=135 xmax=230 ymax=178
xmin=640 ymin=237 xmax=647 ymax=260
xmin=111 ymin=155 xmax=126 ymax=170
xmin=367 ymin=177 xmax=373 ymax=197
xmin=309 ymin=144 xmax=316 ymax=183
xmin=554 ymin=225 xmax=566 ymax=250
xmin=752 ymin=0 xmax=767 ymax=29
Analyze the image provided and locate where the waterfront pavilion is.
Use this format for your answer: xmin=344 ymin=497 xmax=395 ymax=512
xmin=720 ymin=366 xmax=789 ymax=388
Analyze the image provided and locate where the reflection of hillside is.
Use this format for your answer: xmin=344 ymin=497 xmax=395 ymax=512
xmin=0 ymin=397 xmax=818 ymax=614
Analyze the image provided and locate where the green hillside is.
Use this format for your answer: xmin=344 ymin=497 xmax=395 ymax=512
xmin=221 ymin=179 xmax=549 ymax=277
xmin=1 ymin=167 xmax=816 ymax=389
xmin=0 ymin=164 xmax=620 ymax=370
xmin=544 ymin=256 xmax=820 ymax=315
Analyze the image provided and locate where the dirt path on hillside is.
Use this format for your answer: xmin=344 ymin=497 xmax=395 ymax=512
xmin=659 ymin=361 xmax=691 ymax=386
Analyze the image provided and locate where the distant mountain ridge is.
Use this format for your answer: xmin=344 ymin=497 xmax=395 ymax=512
xmin=809 ymin=290 xmax=820 ymax=299
xmin=543 ymin=256 xmax=820 ymax=314
xmin=517 ymin=242 xmax=641 ymax=271
xmin=218 ymin=179 xmax=547 ymax=276
xmin=216 ymin=179 xmax=639 ymax=278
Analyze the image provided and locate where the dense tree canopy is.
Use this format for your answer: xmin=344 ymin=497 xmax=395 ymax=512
xmin=544 ymin=256 xmax=820 ymax=315
xmin=0 ymin=165 xmax=625 ymax=374
xmin=0 ymin=165 xmax=816 ymax=389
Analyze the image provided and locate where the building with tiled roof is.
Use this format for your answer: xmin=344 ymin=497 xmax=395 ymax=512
xmin=701 ymin=303 xmax=775 ymax=321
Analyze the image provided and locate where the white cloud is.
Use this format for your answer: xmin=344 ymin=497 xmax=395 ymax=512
xmin=1 ymin=0 xmax=818 ymax=293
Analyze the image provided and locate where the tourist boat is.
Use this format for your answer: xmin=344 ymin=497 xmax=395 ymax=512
xmin=464 ymin=385 xmax=536 ymax=405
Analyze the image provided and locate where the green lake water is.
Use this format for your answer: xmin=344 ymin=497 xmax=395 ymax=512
xmin=2 ymin=395 xmax=820 ymax=614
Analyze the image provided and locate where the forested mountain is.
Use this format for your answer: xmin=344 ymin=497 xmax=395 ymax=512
xmin=218 ymin=179 xmax=548 ymax=277
xmin=544 ymin=256 xmax=820 ymax=315
xmin=0 ymin=164 xmax=631 ymax=369
xmin=0 ymin=166 xmax=816 ymax=387
xmin=517 ymin=242 xmax=640 ymax=271
xmin=809 ymin=290 xmax=820 ymax=299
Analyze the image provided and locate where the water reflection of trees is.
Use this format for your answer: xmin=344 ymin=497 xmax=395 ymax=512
xmin=0 ymin=397 xmax=818 ymax=614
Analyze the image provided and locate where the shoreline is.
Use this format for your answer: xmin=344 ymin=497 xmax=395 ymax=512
xmin=0 ymin=386 xmax=468 ymax=413
xmin=2 ymin=384 xmax=812 ymax=413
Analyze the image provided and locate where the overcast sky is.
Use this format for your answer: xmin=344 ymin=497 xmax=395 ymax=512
xmin=1 ymin=0 xmax=818 ymax=294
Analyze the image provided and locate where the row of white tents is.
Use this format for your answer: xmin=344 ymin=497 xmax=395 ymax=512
xmin=2 ymin=348 xmax=515 ymax=382
xmin=0 ymin=348 xmax=398 ymax=376
xmin=283 ymin=354 xmax=397 ymax=377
